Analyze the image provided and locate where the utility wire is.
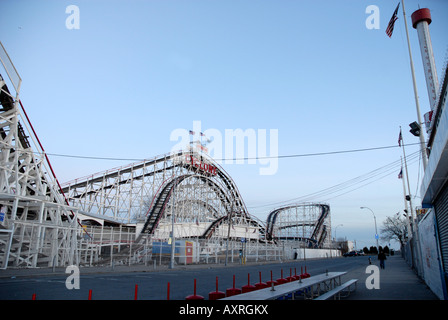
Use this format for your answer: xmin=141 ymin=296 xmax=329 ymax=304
xmin=37 ymin=142 xmax=421 ymax=162
xmin=247 ymin=150 xmax=421 ymax=209
xmin=215 ymin=143 xmax=420 ymax=161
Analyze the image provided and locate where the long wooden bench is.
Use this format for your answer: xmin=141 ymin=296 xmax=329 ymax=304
xmin=314 ymin=279 xmax=358 ymax=300
xmin=221 ymin=272 xmax=347 ymax=300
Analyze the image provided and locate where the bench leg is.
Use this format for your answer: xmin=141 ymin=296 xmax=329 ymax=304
xmin=340 ymin=282 xmax=357 ymax=298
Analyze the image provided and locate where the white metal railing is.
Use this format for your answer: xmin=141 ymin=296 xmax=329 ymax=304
xmin=0 ymin=41 xmax=21 ymax=95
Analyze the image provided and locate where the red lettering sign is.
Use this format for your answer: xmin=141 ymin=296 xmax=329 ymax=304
xmin=185 ymin=155 xmax=217 ymax=176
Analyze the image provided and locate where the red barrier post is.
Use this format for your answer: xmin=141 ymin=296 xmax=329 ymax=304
xmin=185 ymin=278 xmax=204 ymax=300
xmin=292 ymin=267 xmax=300 ymax=281
xmin=88 ymin=289 xmax=92 ymax=300
xmin=254 ymin=271 xmax=268 ymax=290
xmin=266 ymin=270 xmax=277 ymax=287
xmin=226 ymin=275 xmax=242 ymax=297
xmin=276 ymin=269 xmax=288 ymax=284
xmin=134 ymin=284 xmax=138 ymax=300
xmin=209 ymin=276 xmax=226 ymax=300
xmin=303 ymin=266 xmax=310 ymax=278
xmin=167 ymin=282 xmax=170 ymax=300
xmin=31 ymin=293 xmax=36 ymax=300
xmin=242 ymin=273 xmax=256 ymax=293
xmin=286 ymin=268 xmax=295 ymax=282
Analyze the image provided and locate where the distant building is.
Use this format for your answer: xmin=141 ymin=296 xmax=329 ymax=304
xmin=333 ymin=239 xmax=354 ymax=253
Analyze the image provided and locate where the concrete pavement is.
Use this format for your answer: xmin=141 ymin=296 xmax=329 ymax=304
xmin=0 ymin=255 xmax=440 ymax=300
xmin=342 ymin=254 xmax=438 ymax=300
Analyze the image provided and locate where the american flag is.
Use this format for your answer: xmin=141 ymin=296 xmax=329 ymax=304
xmin=398 ymin=130 xmax=403 ymax=146
xmin=398 ymin=168 xmax=403 ymax=179
xmin=386 ymin=3 xmax=400 ymax=38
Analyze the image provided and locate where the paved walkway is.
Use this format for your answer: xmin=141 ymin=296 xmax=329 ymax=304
xmin=342 ymin=255 xmax=438 ymax=300
xmin=0 ymin=255 xmax=440 ymax=300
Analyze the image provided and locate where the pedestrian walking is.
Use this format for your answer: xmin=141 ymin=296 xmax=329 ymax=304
xmin=378 ymin=250 xmax=386 ymax=269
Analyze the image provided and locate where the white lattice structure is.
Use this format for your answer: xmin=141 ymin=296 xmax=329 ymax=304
xmin=60 ymin=150 xmax=270 ymax=265
xmin=0 ymin=42 xmax=80 ymax=268
xmin=0 ymin=42 xmax=332 ymax=269
xmin=266 ymin=204 xmax=332 ymax=249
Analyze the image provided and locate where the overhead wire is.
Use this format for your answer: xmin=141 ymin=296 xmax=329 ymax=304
xmin=18 ymin=141 xmax=422 ymax=211
xmin=30 ymin=142 xmax=421 ymax=162
xmin=247 ymin=149 xmax=421 ymax=210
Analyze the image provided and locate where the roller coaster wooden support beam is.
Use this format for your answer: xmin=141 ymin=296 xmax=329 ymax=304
xmin=1 ymin=42 xmax=80 ymax=269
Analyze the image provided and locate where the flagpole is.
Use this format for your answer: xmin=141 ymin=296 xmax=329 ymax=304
xmin=400 ymin=126 xmax=423 ymax=275
xmin=399 ymin=127 xmax=417 ymax=269
xmin=400 ymin=156 xmax=412 ymax=238
xmin=401 ymin=0 xmax=428 ymax=170
xmin=400 ymin=128 xmax=416 ymax=229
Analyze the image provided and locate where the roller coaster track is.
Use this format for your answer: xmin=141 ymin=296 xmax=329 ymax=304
xmin=60 ymin=147 xmax=259 ymax=244
xmin=138 ymin=168 xmax=264 ymax=241
xmin=201 ymin=211 xmax=266 ymax=240
xmin=265 ymin=204 xmax=330 ymax=247
xmin=138 ymin=173 xmax=234 ymax=238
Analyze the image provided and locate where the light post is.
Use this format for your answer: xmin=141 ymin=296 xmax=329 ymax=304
xmin=225 ymin=202 xmax=235 ymax=267
xmin=360 ymin=207 xmax=379 ymax=252
xmin=333 ymin=224 xmax=343 ymax=258
xmin=334 ymin=224 xmax=343 ymax=243
xmin=169 ymin=180 xmax=178 ymax=269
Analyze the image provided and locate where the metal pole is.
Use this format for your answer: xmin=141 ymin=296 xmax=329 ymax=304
xmin=334 ymin=224 xmax=343 ymax=242
xmin=169 ymin=181 xmax=177 ymax=269
xmin=400 ymin=128 xmax=417 ymax=229
xmin=360 ymin=207 xmax=379 ymax=251
xmin=401 ymin=0 xmax=428 ymax=170
xmin=400 ymin=156 xmax=413 ymax=238
xmin=400 ymin=128 xmax=424 ymax=275
xmin=225 ymin=202 xmax=234 ymax=266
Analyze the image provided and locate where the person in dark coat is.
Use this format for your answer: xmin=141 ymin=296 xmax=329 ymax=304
xmin=378 ymin=250 xmax=387 ymax=269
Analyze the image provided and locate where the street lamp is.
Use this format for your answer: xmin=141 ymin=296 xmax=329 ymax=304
xmin=334 ymin=224 xmax=343 ymax=242
xmin=360 ymin=207 xmax=379 ymax=252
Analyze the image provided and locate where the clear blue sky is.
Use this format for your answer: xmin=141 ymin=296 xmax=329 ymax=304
xmin=1 ymin=0 xmax=447 ymax=250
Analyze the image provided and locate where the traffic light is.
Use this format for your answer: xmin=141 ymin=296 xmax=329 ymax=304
xmin=409 ymin=121 xmax=421 ymax=136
